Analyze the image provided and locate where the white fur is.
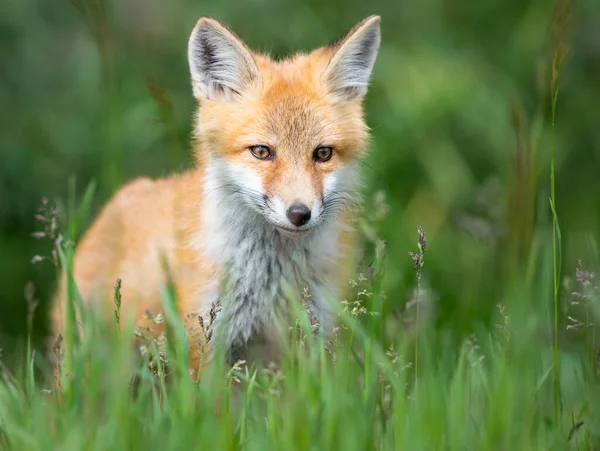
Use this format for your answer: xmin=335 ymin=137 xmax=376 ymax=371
xmin=195 ymin=157 xmax=356 ymax=363
xmin=269 ymin=196 xmax=289 ymax=225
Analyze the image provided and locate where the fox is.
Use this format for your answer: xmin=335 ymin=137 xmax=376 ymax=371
xmin=51 ymin=15 xmax=381 ymax=376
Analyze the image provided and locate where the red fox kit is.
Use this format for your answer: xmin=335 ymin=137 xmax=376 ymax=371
xmin=51 ymin=15 xmax=381 ymax=375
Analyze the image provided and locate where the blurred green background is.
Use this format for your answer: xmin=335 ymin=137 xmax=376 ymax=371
xmin=1 ymin=0 xmax=599 ymax=358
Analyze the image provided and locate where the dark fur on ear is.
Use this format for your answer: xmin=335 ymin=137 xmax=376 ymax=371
xmin=188 ymin=17 xmax=260 ymax=100
xmin=323 ymin=16 xmax=381 ymax=100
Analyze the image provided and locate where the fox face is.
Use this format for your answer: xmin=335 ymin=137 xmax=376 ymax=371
xmin=189 ymin=16 xmax=380 ymax=236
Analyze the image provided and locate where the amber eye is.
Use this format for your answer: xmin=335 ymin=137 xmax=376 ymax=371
xmin=313 ymin=146 xmax=333 ymax=162
xmin=249 ymin=145 xmax=273 ymax=160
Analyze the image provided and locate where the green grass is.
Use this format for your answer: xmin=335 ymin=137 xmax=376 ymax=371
xmin=1 ymin=202 xmax=600 ymax=450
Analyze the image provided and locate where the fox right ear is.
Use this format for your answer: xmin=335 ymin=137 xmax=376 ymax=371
xmin=188 ymin=17 xmax=260 ymax=100
xmin=323 ymin=16 xmax=381 ymax=101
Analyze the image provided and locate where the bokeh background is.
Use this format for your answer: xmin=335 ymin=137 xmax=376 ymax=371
xmin=1 ymin=0 xmax=599 ymax=361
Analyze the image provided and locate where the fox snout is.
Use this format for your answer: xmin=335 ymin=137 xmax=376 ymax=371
xmin=264 ymin=192 xmax=324 ymax=233
xmin=286 ymin=203 xmax=311 ymax=227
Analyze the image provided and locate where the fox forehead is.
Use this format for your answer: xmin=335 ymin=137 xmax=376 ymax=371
xmin=198 ymin=53 xmax=368 ymax=162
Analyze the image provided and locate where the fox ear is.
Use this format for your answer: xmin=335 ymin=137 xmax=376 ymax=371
xmin=323 ymin=16 xmax=381 ymax=101
xmin=188 ymin=17 xmax=260 ymax=100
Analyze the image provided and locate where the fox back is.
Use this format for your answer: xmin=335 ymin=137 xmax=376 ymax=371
xmin=51 ymin=15 xmax=381 ymax=374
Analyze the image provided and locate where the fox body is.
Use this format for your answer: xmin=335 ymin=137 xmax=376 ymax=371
xmin=51 ymin=16 xmax=381 ymax=373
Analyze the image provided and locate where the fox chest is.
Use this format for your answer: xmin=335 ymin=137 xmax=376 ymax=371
xmin=225 ymin=229 xmax=326 ymax=306
xmin=206 ymin=224 xmax=340 ymax=355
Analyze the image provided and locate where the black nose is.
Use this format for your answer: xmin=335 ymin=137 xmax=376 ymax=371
xmin=286 ymin=203 xmax=311 ymax=227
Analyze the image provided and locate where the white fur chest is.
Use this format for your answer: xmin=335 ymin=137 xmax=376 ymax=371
xmin=197 ymin=164 xmax=341 ymax=361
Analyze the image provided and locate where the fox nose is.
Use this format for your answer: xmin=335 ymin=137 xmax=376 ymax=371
xmin=286 ymin=203 xmax=311 ymax=227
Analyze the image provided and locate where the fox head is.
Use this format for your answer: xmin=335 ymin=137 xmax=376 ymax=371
xmin=188 ymin=16 xmax=380 ymax=236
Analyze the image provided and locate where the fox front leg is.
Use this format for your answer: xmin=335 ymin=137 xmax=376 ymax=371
xmin=213 ymin=299 xmax=261 ymax=365
xmin=213 ymin=281 xmax=276 ymax=366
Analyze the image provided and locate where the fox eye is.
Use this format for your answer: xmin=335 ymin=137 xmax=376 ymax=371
xmin=249 ymin=145 xmax=273 ymax=160
xmin=313 ymin=146 xmax=333 ymax=162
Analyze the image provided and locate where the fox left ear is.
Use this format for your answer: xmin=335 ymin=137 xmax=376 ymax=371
xmin=323 ymin=16 xmax=381 ymax=101
xmin=188 ymin=17 xmax=260 ymax=100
